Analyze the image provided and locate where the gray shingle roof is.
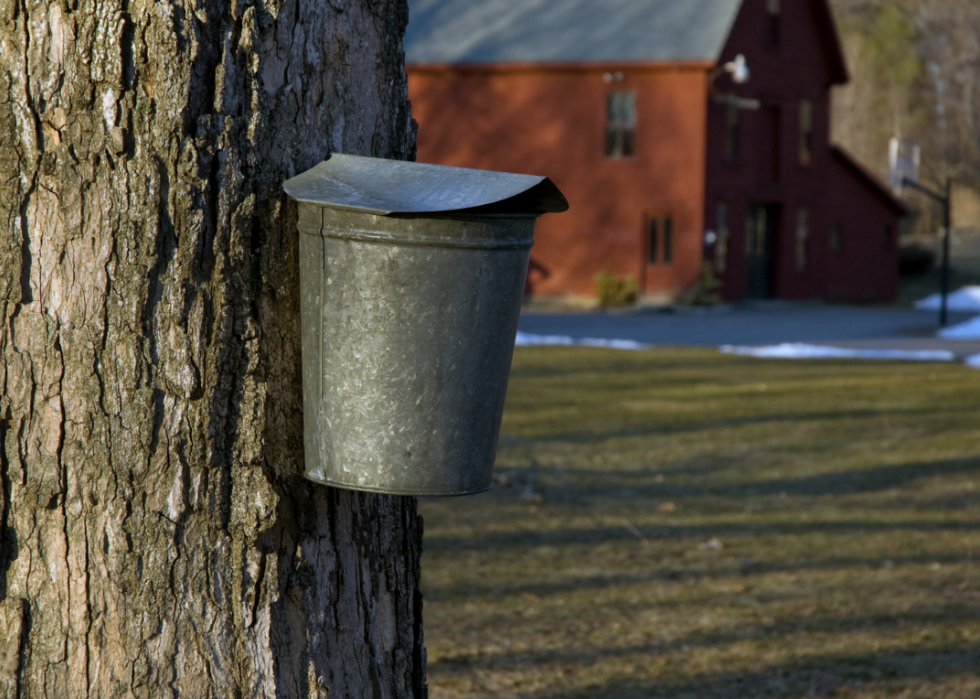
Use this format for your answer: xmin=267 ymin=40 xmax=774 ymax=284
xmin=405 ymin=0 xmax=744 ymax=65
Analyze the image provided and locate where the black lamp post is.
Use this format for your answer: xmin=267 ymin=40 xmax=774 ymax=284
xmin=900 ymin=176 xmax=952 ymax=327
xmin=890 ymin=138 xmax=952 ymax=327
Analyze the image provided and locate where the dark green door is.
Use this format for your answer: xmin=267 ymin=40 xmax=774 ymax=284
xmin=745 ymin=204 xmax=778 ymax=299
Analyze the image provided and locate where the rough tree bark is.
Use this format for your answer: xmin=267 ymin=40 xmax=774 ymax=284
xmin=0 ymin=0 xmax=425 ymax=697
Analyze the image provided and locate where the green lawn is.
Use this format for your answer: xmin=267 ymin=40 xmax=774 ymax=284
xmin=419 ymin=347 xmax=980 ymax=699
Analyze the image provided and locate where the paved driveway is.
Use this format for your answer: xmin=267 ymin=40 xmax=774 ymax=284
xmin=518 ymin=304 xmax=980 ymax=359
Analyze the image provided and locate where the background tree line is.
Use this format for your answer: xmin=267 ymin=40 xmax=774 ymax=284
xmin=831 ymin=0 xmax=980 ymax=235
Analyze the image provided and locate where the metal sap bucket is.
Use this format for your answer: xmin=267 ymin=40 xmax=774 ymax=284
xmin=284 ymin=154 xmax=567 ymax=496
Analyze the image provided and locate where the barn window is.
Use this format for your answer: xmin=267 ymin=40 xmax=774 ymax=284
xmin=830 ymin=223 xmax=843 ymax=253
xmin=725 ymin=100 xmax=740 ymax=162
xmin=606 ymin=91 xmax=636 ymax=158
xmin=767 ymin=0 xmax=781 ymax=48
xmin=648 ymin=218 xmax=658 ymax=263
xmin=882 ymin=224 xmax=895 ymax=250
xmin=796 ymin=207 xmax=810 ymax=272
xmin=799 ymin=99 xmax=813 ymax=165
xmin=716 ymin=203 xmax=730 ymax=273
xmin=647 ymin=215 xmax=674 ymax=265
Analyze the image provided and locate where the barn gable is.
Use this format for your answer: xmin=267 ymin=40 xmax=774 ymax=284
xmin=718 ymin=0 xmax=848 ymax=87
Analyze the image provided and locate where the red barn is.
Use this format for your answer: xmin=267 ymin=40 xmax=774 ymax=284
xmin=404 ymin=0 xmax=907 ymax=303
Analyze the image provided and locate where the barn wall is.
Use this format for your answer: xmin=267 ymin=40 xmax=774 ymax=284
xmin=409 ymin=64 xmax=710 ymax=299
xmin=825 ymin=156 xmax=902 ymax=303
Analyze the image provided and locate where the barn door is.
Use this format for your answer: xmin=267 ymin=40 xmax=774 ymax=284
xmin=745 ymin=204 xmax=779 ymax=299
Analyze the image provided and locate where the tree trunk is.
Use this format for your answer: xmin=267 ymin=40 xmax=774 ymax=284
xmin=0 ymin=0 xmax=424 ymax=697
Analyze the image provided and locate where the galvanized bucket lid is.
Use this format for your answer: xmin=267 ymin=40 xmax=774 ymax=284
xmin=283 ymin=153 xmax=568 ymax=216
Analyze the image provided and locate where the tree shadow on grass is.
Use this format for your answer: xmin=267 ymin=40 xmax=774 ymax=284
xmin=431 ymin=642 xmax=980 ymax=699
xmin=422 ymin=552 xmax=972 ymax=603
xmin=524 ymin=645 xmax=980 ymax=699
xmin=424 ymin=515 xmax=979 ymax=556
xmin=713 ymin=457 xmax=980 ymax=498
xmin=504 ymin=405 xmax=951 ymax=445
xmin=428 ymin=609 xmax=980 ymax=678
xmin=486 ymin=456 xmax=980 ymax=504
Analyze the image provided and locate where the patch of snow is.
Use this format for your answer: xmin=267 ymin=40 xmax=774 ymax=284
xmin=720 ymin=343 xmax=956 ymax=362
xmin=966 ymin=354 xmax=980 ymax=369
xmin=577 ymin=338 xmax=649 ymax=350
xmin=938 ymin=315 xmax=980 ymax=340
xmin=515 ymin=331 xmax=647 ymax=351
xmin=914 ymin=285 xmax=980 ymax=312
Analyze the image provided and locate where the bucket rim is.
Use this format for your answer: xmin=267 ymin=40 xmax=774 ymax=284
xmin=303 ymin=472 xmax=494 ymax=497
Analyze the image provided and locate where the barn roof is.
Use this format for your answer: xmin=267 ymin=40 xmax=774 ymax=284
xmin=404 ymin=0 xmax=744 ymax=65
xmin=830 ymin=146 xmax=909 ymax=217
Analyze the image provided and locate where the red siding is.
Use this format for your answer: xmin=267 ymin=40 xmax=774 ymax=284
xmin=409 ymin=65 xmax=710 ymax=298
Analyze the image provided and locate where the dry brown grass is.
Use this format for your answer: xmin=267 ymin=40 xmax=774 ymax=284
xmin=420 ymin=347 xmax=980 ymax=699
